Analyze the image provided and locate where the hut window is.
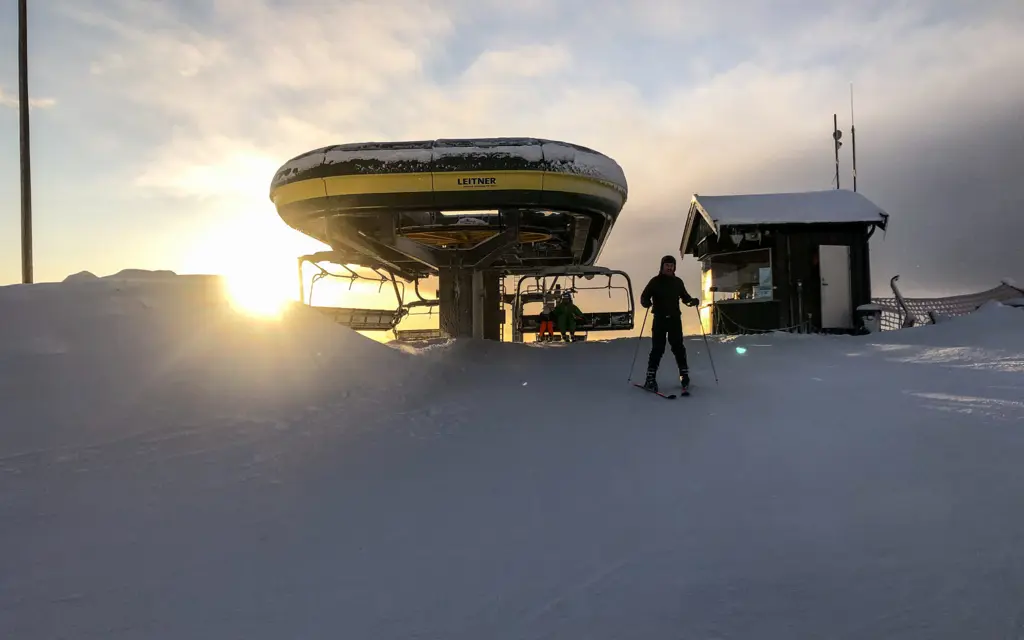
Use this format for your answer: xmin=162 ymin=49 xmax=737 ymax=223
xmin=702 ymin=248 xmax=773 ymax=301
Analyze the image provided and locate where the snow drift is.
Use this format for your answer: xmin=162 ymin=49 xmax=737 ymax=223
xmin=2 ymin=273 xmax=1024 ymax=639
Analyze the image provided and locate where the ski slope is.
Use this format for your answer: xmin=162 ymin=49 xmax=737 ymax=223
xmin=2 ymin=271 xmax=1024 ymax=639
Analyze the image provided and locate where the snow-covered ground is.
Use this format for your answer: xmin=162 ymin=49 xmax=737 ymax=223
xmin=2 ymin=272 xmax=1024 ymax=639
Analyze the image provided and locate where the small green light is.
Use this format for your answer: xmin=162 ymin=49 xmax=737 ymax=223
xmin=735 ymin=347 xmax=747 ymax=354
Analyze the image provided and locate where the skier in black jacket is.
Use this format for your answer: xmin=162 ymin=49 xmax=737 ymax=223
xmin=639 ymin=255 xmax=699 ymax=392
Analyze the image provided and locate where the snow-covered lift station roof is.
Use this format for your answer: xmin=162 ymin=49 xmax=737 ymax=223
xmin=270 ymin=138 xmax=628 ymax=195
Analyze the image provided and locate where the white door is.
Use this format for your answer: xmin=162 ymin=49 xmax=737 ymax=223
xmin=819 ymin=244 xmax=852 ymax=329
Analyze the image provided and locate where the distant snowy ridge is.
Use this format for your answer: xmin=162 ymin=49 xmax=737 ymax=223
xmin=63 ymin=271 xmax=99 ymax=283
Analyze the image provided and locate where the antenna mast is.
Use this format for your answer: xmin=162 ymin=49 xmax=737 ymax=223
xmin=832 ymin=114 xmax=842 ymax=189
xmin=850 ymin=83 xmax=857 ymax=192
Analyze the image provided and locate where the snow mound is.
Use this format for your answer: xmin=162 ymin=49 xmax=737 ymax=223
xmin=4 ymin=273 xmax=1024 ymax=639
xmin=0 ymin=273 xmax=423 ymax=451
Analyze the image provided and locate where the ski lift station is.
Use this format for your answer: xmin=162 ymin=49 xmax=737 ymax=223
xmin=679 ymin=189 xmax=891 ymax=335
xmin=269 ymin=138 xmax=635 ymax=342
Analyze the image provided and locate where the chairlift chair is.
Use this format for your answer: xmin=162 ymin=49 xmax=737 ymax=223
xmin=297 ymin=254 xmax=440 ymax=340
xmin=510 ymin=266 xmax=635 ymax=343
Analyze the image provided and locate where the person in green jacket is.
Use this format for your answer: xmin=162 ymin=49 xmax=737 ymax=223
xmin=551 ymin=292 xmax=585 ymax=342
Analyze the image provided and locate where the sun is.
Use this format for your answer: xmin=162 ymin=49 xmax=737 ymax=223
xmin=223 ymin=267 xmax=294 ymax=319
xmin=178 ymin=189 xmax=330 ymax=320
xmin=181 ymin=212 xmax=313 ymax=320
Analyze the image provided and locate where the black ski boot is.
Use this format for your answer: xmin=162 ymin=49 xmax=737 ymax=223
xmin=643 ymin=369 xmax=658 ymax=392
xmin=679 ymin=369 xmax=690 ymax=390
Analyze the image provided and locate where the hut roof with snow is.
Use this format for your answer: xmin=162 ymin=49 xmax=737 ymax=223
xmin=681 ymin=189 xmax=890 ymax=257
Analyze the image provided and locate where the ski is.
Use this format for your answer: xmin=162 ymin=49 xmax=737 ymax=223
xmin=633 ymin=383 xmax=677 ymax=399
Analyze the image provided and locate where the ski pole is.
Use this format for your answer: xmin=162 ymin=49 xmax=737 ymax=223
xmin=695 ymin=305 xmax=719 ymax=384
xmin=627 ymin=306 xmax=650 ymax=382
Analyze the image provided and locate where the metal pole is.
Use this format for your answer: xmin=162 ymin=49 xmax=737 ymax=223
xmin=797 ymin=280 xmax=804 ymax=333
xmin=471 ymin=269 xmax=484 ymax=339
xmin=19 ymin=0 xmax=34 ymax=284
xmin=627 ymin=306 xmax=650 ymax=382
xmin=832 ymin=113 xmax=841 ymax=190
xmin=694 ymin=306 xmax=718 ymax=384
xmin=850 ymin=83 xmax=857 ymax=192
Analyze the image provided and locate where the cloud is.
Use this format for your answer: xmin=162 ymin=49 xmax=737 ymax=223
xmin=0 ymin=87 xmax=56 ymax=109
xmin=132 ymin=135 xmax=281 ymax=200
xmin=61 ymin=0 xmax=1024 ymax=300
xmin=461 ymin=45 xmax=572 ymax=80
xmin=68 ymin=0 xmax=451 ymax=121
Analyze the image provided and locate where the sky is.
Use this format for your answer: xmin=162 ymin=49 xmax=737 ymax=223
xmin=2 ymin=0 xmax=1023 ymax=316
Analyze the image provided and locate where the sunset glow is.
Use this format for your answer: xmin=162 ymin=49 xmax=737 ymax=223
xmin=223 ymin=267 xmax=294 ymax=319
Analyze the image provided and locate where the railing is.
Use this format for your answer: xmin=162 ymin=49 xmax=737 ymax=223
xmin=871 ymin=277 xmax=1023 ymax=331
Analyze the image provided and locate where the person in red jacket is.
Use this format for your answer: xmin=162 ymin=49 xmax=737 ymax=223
xmin=639 ymin=255 xmax=699 ymax=392
xmin=537 ymin=299 xmax=555 ymax=341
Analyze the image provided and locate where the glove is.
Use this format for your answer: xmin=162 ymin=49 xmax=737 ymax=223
xmin=641 ymin=300 xmax=651 ymax=308
xmin=685 ymin=298 xmax=699 ymax=307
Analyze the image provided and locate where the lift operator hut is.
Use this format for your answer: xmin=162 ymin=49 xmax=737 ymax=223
xmin=679 ymin=189 xmax=890 ymax=335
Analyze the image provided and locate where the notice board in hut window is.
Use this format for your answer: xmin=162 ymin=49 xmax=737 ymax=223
xmin=703 ymin=249 xmax=773 ymax=301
